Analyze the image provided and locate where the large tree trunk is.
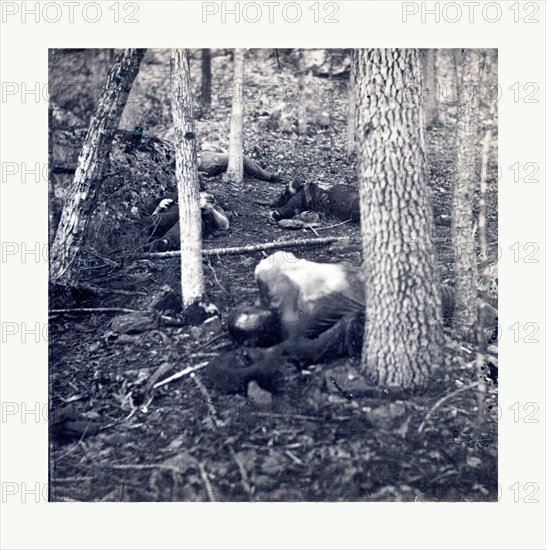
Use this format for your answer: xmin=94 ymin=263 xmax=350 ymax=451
xmin=200 ymin=48 xmax=212 ymax=113
xmin=346 ymin=49 xmax=356 ymax=157
xmin=170 ymin=49 xmax=214 ymax=321
xmin=355 ymin=49 xmax=444 ymax=391
xmin=451 ymin=49 xmax=483 ymax=341
xmin=49 ymin=49 xmax=146 ymax=284
xmin=224 ymin=49 xmax=245 ymax=183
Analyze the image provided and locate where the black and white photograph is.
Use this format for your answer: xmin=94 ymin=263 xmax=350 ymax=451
xmin=48 ymin=47 xmax=499 ymax=502
xmin=2 ymin=1 xmax=546 ymax=548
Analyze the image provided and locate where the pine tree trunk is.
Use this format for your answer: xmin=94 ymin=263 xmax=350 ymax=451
xmin=451 ymin=49 xmax=483 ymax=341
xmin=170 ymin=49 xmax=213 ymax=320
xmin=224 ymin=49 xmax=245 ymax=183
xmin=49 ymin=48 xmax=146 ymax=284
xmin=346 ymin=49 xmax=356 ymax=157
xmin=201 ymin=48 xmax=212 ymax=112
xmin=355 ymin=49 xmax=444 ymax=391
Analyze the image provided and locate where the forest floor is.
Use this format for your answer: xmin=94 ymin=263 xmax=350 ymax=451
xmin=49 ymin=52 xmax=498 ymax=502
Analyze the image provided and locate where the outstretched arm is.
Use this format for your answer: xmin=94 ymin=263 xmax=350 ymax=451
xmin=209 ymin=206 xmax=230 ymax=230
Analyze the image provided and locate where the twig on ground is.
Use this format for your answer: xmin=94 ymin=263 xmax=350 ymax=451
xmin=51 ymin=307 xmax=141 ymax=315
xmin=84 ymin=248 xmax=119 ymax=268
xmin=199 ymin=333 xmax=228 ymax=350
xmin=198 ymin=462 xmax=217 ymax=502
xmin=205 ymin=258 xmax=227 ymax=293
xmin=315 ymin=219 xmax=352 ymax=231
xmin=417 ymin=381 xmax=481 ymax=434
xmin=306 ymin=225 xmax=320 ymax=237
xmin=228 ymin=446 xmax=253 ymax=496
xmin=285 ymin=450 xmax=304 ymax=465
xmin=153 ymin=361 xmax=209 ymax=390
xmin=191 ymin=372 xmax=223 ymax=427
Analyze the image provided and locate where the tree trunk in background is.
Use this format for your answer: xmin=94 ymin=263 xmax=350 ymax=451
xmin=355 ymin=48 xmax=444 ymax=392
xmin=296 ymin=50 xmax=309 ymax=136
xmin=49 ymin=48 xmax=146 ymax=284
xmin=422 ymin=49 xmax=438 ymax=128
xmin=48 ymin=58 xmax=57 ymax=246
xmin=224 ymin=49 xmax=245 ymax=183
xmin=451 ymin=49 xmax=461 ymax=99
xmin=346 ymin=50 xmax=356 ymax=157
xmin=201 ymin=48 xmax=212 ymax=112
xmin=170 ymin=49 xmax=216 ymax=322
xmin=451 ymin=49 xmax=483 ymax=342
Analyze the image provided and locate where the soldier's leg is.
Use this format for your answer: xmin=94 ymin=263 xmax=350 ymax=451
xmin=243 ymin=155 xmax=281 ymax=182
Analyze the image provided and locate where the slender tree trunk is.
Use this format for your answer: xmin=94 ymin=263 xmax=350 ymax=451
xmin=346 ymin=50 xmax=356 ymax=157
xmin=170 ymin=49 xmax=216 ymax=321
xmin=355 ymin=49 xmax=444 ymax=391
xmin=297 ymin=72 xmax=308 ymax=136
xmin=48 ymin=92 xmax=56 ymax=245
xmin=49 ymin=48 xmax=146 ymax=284
xmin=451 ymin=49 xmax=483 ymax=342
xmin=422 ymin=49 xmax=438 ymax=128
xmin=478 ymin=49 xmax=496 ymax=262
xmin=201 ymin=48 xmax=212 ymax=112
xmin=478 ymin=128 xmax=492 ymax=261
xmin=296 ymin=50 xmax=309 ymax=136
xmin=224 ymin=49 xmax=245 ymax=183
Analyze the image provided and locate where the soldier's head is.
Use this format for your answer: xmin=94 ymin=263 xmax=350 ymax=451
xmin=227 ymin=304 xmax=280 ymax=347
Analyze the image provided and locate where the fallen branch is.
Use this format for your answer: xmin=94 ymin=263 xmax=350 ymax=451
xmin=49 ymin=307 xmax=183 ymax=326
xmin=141 ymin=236 xmax=348 ymax=259
xmin=198 ymin=462 xmax=217 ymax=502
xmin=316 ymin=219 xmax=353 ymax=231
xmin=417 ymin=381 xmax=481 ymax=434
xmin=83 ymin=248 xmax=119 ymax=268
xmin=152 ymin=361 xmax=209 ymax=389
xmin=306 ymin=225 xmax=320 ymax=237
xmin=50 ymin=307 xmax=140 ymax=315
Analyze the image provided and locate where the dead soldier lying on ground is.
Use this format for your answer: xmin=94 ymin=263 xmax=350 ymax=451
xmin=204 ymin=251 xmax=498 ymax=396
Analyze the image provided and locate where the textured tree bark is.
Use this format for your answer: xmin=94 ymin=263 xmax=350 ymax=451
xmin=346 ymin=49 xmax=356 ymax=157
xmin=48 ymin=97 xmax=56 ymax=245
xmin=201 ymin=48 xmax=212 ymax=112
xmin=451 ymin=49 xmax=483 ymax=342
xmin=49 ymin=48 xmax=146 ymax=283
xmin=170 ymin=49 xmax=209 ymax=317
xmin=422 ymin=49 xmax=438 ymax=128
xmin=224 ymin=49 xmax=245 ymax=183
xmin=355 ymin=48 xmax=444 ymax=391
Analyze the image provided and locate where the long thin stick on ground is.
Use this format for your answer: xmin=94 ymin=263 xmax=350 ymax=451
xmin=153 ymin=361 xmax=209 ymax=389
xmin=316 ymin=219 xmax=353 ymax=231
xmin=50 ymin=307 xmax=142 ymax=315
xmin=142 ymin=236 xmax=348 ymax=259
